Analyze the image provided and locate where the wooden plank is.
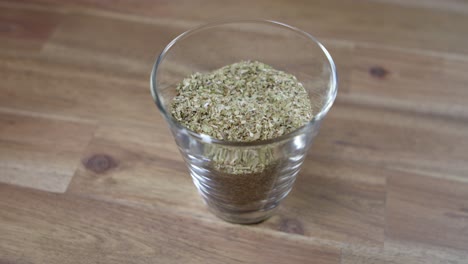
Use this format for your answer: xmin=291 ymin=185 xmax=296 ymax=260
xmin=386 ymin=171 xmax=468 ymax=251
xmin=348 ymin=45 xmax=468 ymax=118
xmin=8 ymin=0 xmax=468 ymax=55
xmin=68 ymin=122 xmax=204 ymax=211
xmin=0 ymin=183 xmax=341 ymax=264
xmin=41 ymin=13 xmax=180 ymax=80
xmin=265 ymin=156 xmax=386 ymax=246
xmin=0 ymin=111 xmax=96 ymax=192
xmin=0 ymin=56 xmax=159 ymax=126
xmin=342 ymin=239 xmax=468 ymax=264
xmin=370 ymin=0 xmax=468 ymax=14
xmin=0 ymin=5 xmax=61 ymax=56
xmin=39 ymin=12 xmax=356 ymax=99
xmin=311 ymin=102 xmax=468 ymax=181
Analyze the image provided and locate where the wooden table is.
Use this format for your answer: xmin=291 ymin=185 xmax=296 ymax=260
xmin=1 ymin=0 xmax=468 ymax=263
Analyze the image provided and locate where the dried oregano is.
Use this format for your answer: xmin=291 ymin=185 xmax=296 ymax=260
xmin=205 ymin=146 xmax=275 ymax=174
xmin=171 ymin=61 xmax=313 ymax=142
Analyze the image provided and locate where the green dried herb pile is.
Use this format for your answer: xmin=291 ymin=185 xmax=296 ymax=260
xmin=171 ymin=61 xmax=313 ymax=142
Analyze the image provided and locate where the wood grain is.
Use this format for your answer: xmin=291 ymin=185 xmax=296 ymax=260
xmin=0 ymin=6 xmax=61 ymax=56
xmin=342 ymin=240 xmax=468 ymax=264
xmin=266 ymin=156 xmax=386 ymax=246
xmin=349 ymin=45 xmax=468 ymax=118
xmin=0 ymin=56 xmax=157 ymax=125
xmin=1 ymin=0 xmax=468 ymax=263
xmin=386 ymin=171 xmax=468 ymax=251
xmin=0 ymin=183 xmax=341 ymax=264
xmin=0 ymin=111 xmax=95 ymax=192
xmin=313 ymin=102 xmax=468 ymax=180
xmin=371 ymin=0 xmax=468 ymax=14
xmin=68 ymin=122 xmax=203 ymax=211
xmin=10 ymin=0 xmax=468 ymax=55
xmin=41 ymin=13 xmax=179 ymax=80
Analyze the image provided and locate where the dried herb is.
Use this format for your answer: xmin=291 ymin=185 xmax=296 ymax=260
xmin=205 ymin=145 xmax=275 ymax=174
xmin=171 ymin=61 xmax=313 ymax=217
xmin=204 ymin=164 xmax=279 ymax=209
xmin=171 ymin=61 xmax=313 ymax=142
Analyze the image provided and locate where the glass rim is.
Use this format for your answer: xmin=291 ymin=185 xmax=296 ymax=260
xmin=150 ymin=19 xmax=338 ymax=147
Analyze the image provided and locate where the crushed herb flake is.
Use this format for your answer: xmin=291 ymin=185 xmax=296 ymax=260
xmin=171 ymin=61 xmax=313 ymax=142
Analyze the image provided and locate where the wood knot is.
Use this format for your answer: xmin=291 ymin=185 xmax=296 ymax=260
xmin=83 ymin=154 xmax=117 ymax=174
xmin=369 ymin=66 xmax=388 ymax=79
xmin=278 ymin=218 xmax=304 ymax=235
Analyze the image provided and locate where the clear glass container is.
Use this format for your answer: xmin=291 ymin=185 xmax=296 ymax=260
xmin=150 ymin=20 xmax=337 ymax=224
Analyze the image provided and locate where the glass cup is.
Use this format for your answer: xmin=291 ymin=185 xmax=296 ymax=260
xmin=150 ymin=20 xmax=337 ymax=224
